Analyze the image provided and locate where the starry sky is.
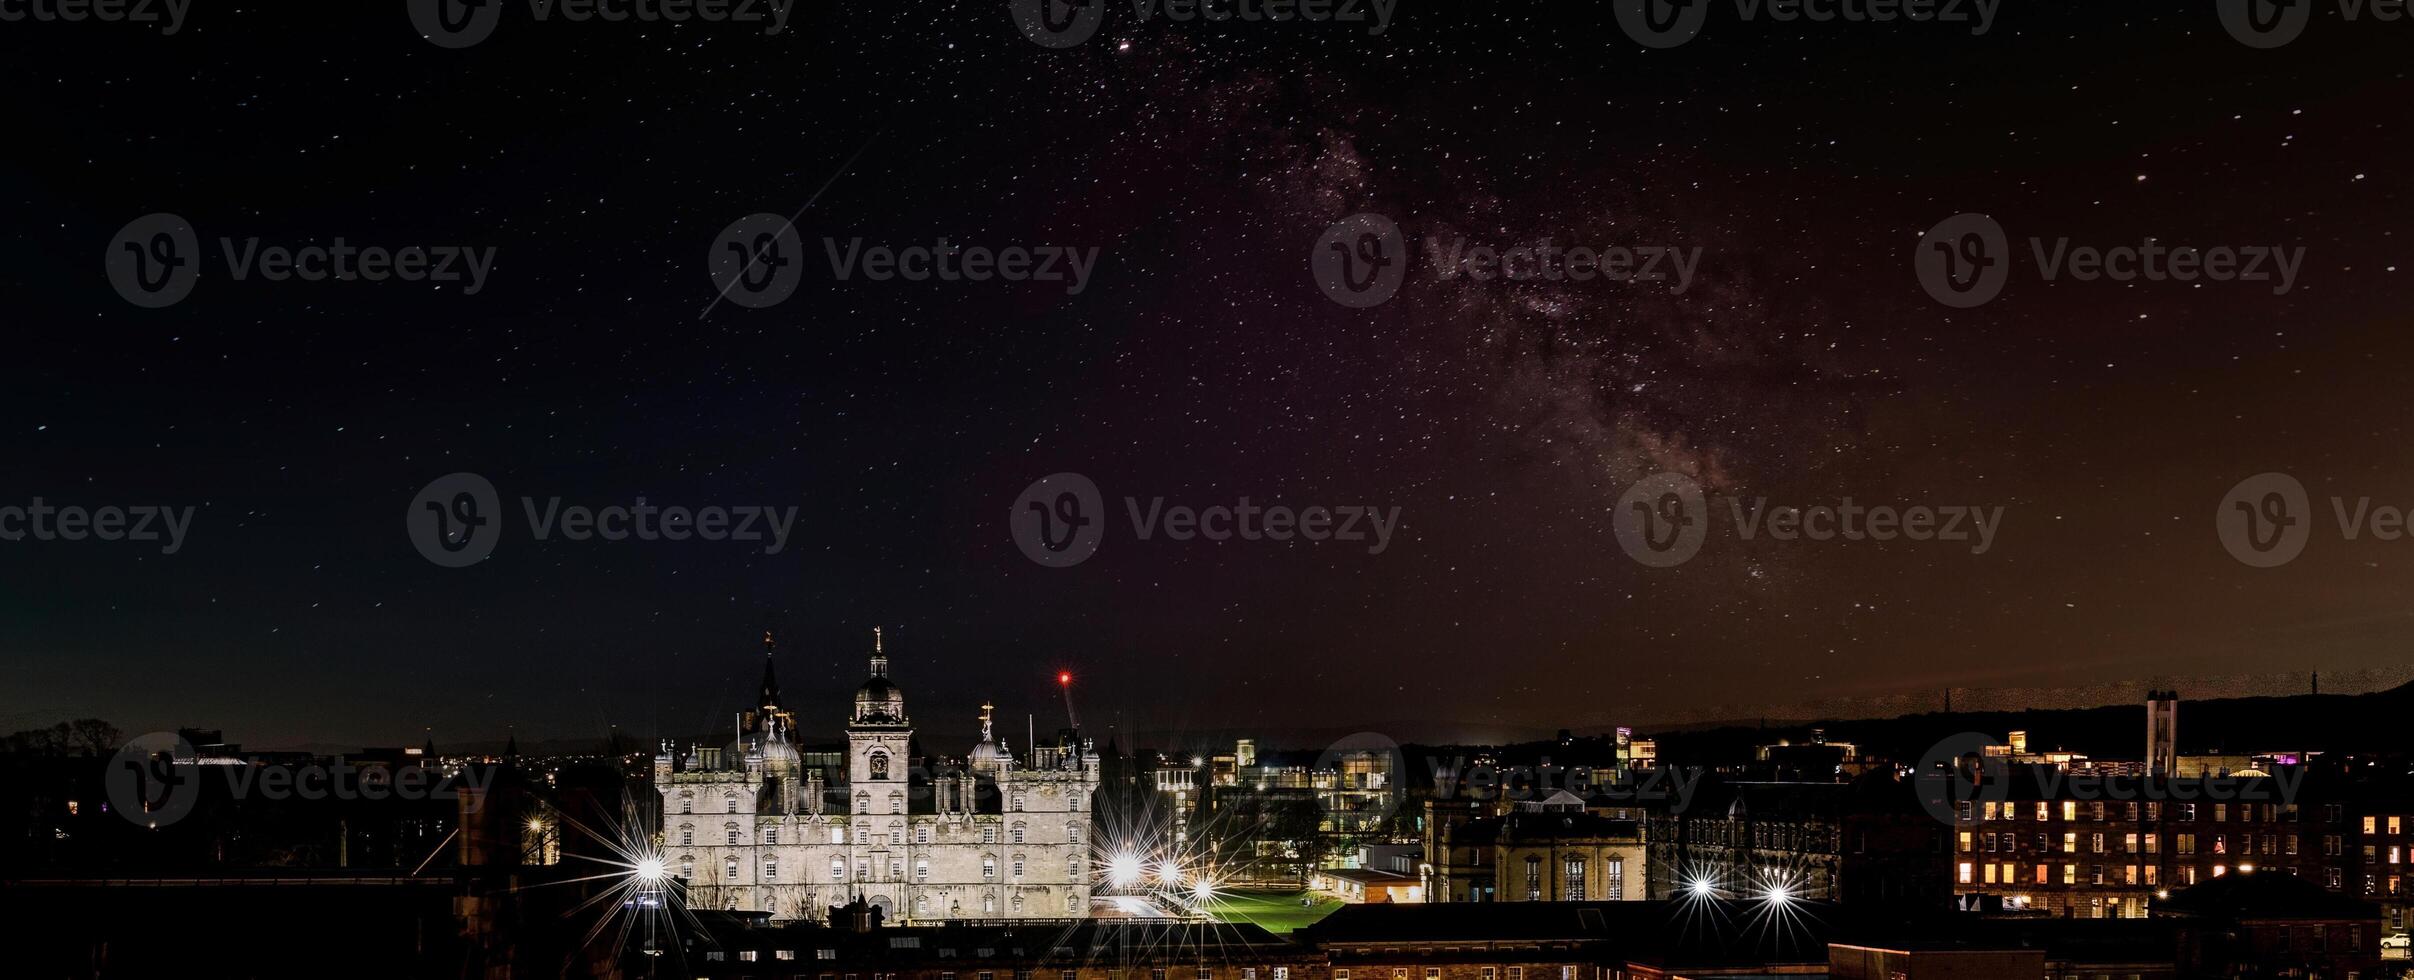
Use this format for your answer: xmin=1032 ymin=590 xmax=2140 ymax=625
xmin=3 ymin=1 xmax=2409 ymax=750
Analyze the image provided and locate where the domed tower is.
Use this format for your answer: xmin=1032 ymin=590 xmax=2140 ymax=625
xmin=968 ymin=702 xmax=1004 ymax=774
xmin=852 ymin=628 xmax=907 ymax=726
xmin=847 ymin=629 xmax=911 ymax=813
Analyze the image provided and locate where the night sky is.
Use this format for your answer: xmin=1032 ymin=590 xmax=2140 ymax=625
xmin=4 ymin=1 xmax=2409 ymax=749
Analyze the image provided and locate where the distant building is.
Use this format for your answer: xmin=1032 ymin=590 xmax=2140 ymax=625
xmin=2155 ymin=869 xmax=2382 ymax=980
xmin=2146 ymin=691 xmax=2179 ymax=777
xmin=1427 ymin=805 xmax=1646 ymax=903
xmin=1646 ymin=773 xmax=1951 ymax=907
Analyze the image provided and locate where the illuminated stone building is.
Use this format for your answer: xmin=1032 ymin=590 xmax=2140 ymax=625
xmin=1427 ymin=798 xmax=1647 ymax=903
xmin=656 ymin=631 xmax=1100 ymax=923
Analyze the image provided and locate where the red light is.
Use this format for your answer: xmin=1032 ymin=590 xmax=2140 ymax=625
xmin=1058 ymin=672 xmax=1072 ymax=685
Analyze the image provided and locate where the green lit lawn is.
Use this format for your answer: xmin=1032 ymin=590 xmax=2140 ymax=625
xmin=1200 ymin=891 xmax=1345 ymax=933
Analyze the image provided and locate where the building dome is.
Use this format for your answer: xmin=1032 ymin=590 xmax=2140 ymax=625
xmin=851 ymin=631 xmax=908 ymax=725
xmin=968 ymin=701 xmax=1004 ymax=772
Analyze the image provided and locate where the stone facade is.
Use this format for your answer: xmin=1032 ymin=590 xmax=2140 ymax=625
xmin=657 ymin=632 xmax=1100 ymax=923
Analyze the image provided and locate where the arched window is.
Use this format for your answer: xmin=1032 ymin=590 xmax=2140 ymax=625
xmin=1012 ymin=894 xmax=1024 ymax=913
xmin=678 ymin=792 xmax=695 ymax=814
xmin=889 ymin=821 xmax=904 ymax=845
xmin=830 ymin=858 xmax=845 ymax=881
xmin=855 ymin=792 xmax=870 ymax=815
xmin=679 ymin=855 xmax=695 ymax=878
xmin=1011 ymin=793 xmax=1026 ymax=812
xmin=1067 ymin=893 xmax=1080 ymax=912
xmin=1012 ymin=854 xmax=1025 ymax=879
xmin=916 ymin=825 xmax=931 ymax=844
xmin=916 ymin=894 xmax=930 ymax=913
xmin=1012 ymin=822 xmax=1027 ymax=844
xmin=982 ymin=856 xmax=997 ymax=880
xmin=725 ymin=856 xmax=739 ymax=880
xmin=1067 ymin=823 xmax=1081 ymax=845
xmin=1069 ymin=791 xmax=1080 ymax=812
xmin=889 ymin=791 xmax=904 ymax=814
xmin=1068 ymin=855 xmax=1081 ymax=880
xmin=725 ymin=792 xmax=740 ymax=813
xmin=679 ymin=824 xmax=694 ymax=846
xmin=870 ymin=751 xmax=890 ymax=780
xmin=917 ymin=859 xmax=930 ymax=882
xmin=725 ymin=823 xmax=740 ymax=845
xmin=984 ymin=894 xmax=997 ymax=913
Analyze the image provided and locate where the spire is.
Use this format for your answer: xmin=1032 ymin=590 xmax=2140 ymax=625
xmin=869 ymin=627 xmax=888 ymax=679
xmin=759 ymin=630 xmax=782 ymax=710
